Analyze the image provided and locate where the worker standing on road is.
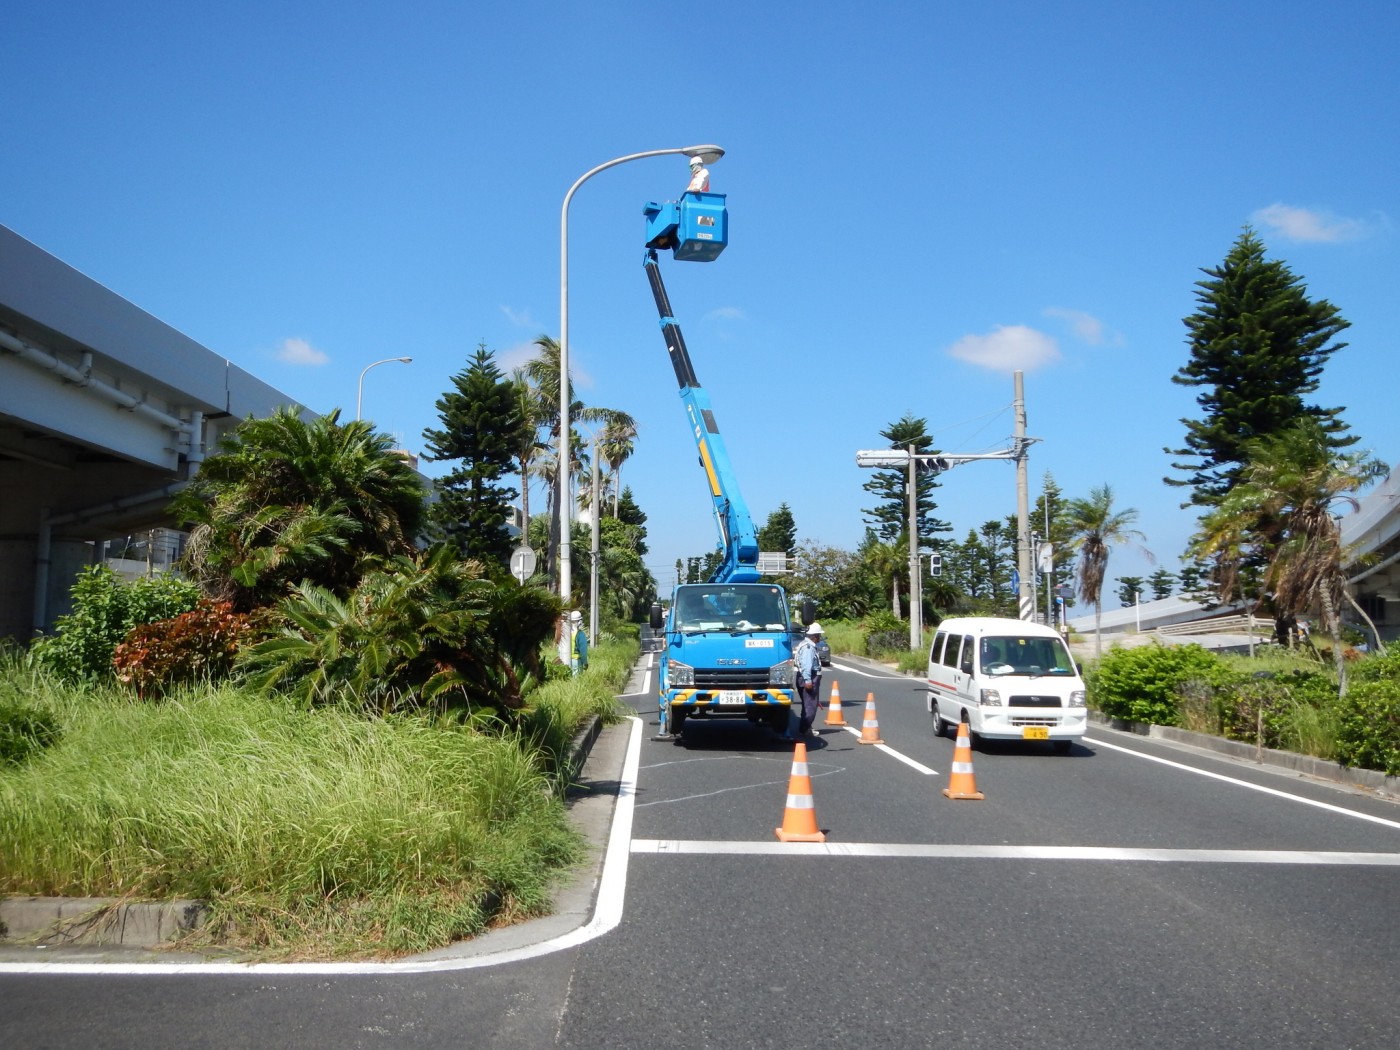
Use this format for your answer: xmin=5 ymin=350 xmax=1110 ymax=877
xmin=793 ymin=623 xmax=824 ymax=738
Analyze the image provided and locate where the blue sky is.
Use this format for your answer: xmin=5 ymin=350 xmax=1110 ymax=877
xmin=5 ymin=1 xmax=1398 ymax=593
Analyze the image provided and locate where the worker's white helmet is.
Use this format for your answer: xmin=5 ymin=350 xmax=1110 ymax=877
xmin=568 ymin=610 xmax=582 ymax=623
xmin=689 ymin=155 xmax=703 ymax=167
xmin=806 ymin=622 xmax=824 ymax=636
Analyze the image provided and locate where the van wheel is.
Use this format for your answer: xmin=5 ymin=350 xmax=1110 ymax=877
xmin=931 ymin=708 xmax=948 ymax=738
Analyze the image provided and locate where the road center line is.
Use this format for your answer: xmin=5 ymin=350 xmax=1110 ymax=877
xmin=630 ymin=840 xmax=1400 ymax=865
xmin=1085 ymin=734 xmax=1400 ymax=832
xmin=839 ymin=725 xmax=938 ymax=775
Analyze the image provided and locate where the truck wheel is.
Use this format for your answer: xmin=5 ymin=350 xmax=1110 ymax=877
xmin=671 ymin=712 xmax=686 ymax=740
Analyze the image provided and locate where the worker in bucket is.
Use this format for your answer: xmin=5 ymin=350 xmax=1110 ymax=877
xmin=686 ymin=155 xmax=709 ymax=193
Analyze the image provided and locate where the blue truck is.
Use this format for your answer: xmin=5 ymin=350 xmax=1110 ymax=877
xmin=642 ymin=189 xmax=813 ymax=742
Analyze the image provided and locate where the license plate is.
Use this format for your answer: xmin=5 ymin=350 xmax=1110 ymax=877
xmin=1022 ymin=726 xmax=1049 ymax=740
xmin=718 ymin=691 xmax=748 ymax=706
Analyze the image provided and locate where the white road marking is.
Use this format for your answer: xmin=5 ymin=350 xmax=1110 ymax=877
xmin=827 ymin=661 xmax=907 ymax=679
xmin=631 ymin=840 xmax=1400 ymax=864
xmin=839 ymin=725 xmax=938 ymax=775
xmin=1086 ymin=734 xmax=1400 ymax=832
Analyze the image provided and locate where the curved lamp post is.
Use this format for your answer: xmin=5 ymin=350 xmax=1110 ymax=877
xmin=356 ymin=356 xmax=412 ymax=420
xmin=557 ymin=144 xmax=724 ymax=604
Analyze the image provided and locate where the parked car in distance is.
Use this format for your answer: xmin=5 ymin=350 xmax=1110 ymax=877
xmin=790 ymin=625 xmax=831 ymax=666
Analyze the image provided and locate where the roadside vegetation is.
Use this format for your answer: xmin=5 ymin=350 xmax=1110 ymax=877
xmin=2 ymin=340 xmax=651 ymax=960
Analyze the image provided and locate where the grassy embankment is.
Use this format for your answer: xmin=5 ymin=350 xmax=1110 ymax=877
xmin=0 ymin=638 xmax=634 ymax=959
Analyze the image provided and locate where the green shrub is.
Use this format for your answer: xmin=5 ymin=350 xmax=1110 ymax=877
xmin=1087 ymin=642 xmax=1232 ymax=725
xmin=31 ymin=566 xmax=201 ymax=682
xmin=0 ymin=700 xmax=60 ymax=766
xmin=1334 ymin=678 xmax=1400 ymax=774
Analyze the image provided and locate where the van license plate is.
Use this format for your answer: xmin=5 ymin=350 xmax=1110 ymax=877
xmin=1022 ymin=726 xmax=1049 ymax=740
xmin=719 ymin=691 xmax=747 ymax=706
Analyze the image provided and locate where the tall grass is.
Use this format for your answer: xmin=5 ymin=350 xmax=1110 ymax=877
xmin=0 ymin=673 xmax=583 ymax=958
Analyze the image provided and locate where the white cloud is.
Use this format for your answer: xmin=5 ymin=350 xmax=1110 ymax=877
xmin=1043 ymin=306 xmax=1123 ymax=347
xmin=276 ymin=337 xmax=329 ymax=365
xmin=1251 ymin=203 xmax=1371 ymax=243
xmin=704 ymin=306 xmax=746 ymax=322
xmin=500 ymin=304 xmax=537 ymax=328
xmin=496 ymin=340 xmax=540 ymax=372
xmin=946 ymin=325 xmax=1061 ymax=373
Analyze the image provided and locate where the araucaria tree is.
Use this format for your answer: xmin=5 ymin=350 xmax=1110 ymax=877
xmin=1167 ymin=228 xmax=1355 ymax=509
xmin=422 ymin=344 xmax=530 ymax=567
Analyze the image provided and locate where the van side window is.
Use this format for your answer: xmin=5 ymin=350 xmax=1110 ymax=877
xmin=943 ymin=634 xmax=961 ymax=668
xmin=959 ymin=636 xmax=975 ymax=674
xmin=930 ymin=632 xmax=947 ymax=666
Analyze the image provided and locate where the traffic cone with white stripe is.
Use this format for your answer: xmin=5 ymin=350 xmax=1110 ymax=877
xmin=858 ymin=693 xmax=885 ymax=745
xmin=942 ymin=720 xmax=985 ymax=800
xmin=775 ymin=741 xmax=825 ymax=842
xmin=823 ymin=679 xmax=846 ymax=727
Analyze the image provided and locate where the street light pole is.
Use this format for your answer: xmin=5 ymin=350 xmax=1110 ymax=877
xmin=907 ymin=443 xmax=921 ymax=651
xmin=355 ymin=357 xmax=412 ymax=421
xmin=558 ymin=144 xmax=725 ymax=604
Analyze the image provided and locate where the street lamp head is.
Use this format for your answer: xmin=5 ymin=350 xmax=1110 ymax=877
xmin=683 ymin=145 xmax=725 ymax=165
xmin=396 ymin=356 xmax=412 ymax=364
xmin=855 ymin=449 xmax=912 ymax=469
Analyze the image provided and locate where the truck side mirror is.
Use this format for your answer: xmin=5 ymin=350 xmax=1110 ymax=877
xmin=801 ymin=598 xmax=817 ymax=624
xmin=649 ymin=603 xmax=665 ymax=631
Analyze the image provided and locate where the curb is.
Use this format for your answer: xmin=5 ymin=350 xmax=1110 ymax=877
xmin=1088 ymin=711 xmax=1400 ymax=800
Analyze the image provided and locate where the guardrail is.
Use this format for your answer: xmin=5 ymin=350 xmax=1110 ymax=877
xmin=1156 ymin=615 xmax=1274 ymax=637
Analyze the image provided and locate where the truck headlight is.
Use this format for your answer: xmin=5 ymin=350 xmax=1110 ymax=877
xmin=1069 ymin=689 xmax=1086 ymax=708
xmin=769 ymin=660 xmax=795 ymax=686
xmin=669 ymin=661 xmax=695 ymax=687
xmin=980 ymin=688 xmax=1002 ymax=706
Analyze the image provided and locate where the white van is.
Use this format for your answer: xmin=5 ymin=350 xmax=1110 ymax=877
xmin=926 ymin=617 xmax=1087 ymax=753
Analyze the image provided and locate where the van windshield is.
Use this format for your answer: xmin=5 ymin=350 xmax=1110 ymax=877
xmin=979 ymin=635 xmax=1076 ymax=676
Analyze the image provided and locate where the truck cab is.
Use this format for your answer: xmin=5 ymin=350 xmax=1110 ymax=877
xmin=652 ymin=583 xmax=802 ymax=738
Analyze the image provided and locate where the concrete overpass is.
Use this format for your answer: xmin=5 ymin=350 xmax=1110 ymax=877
xmin=0 ymin=223 xmax=302 ymax=641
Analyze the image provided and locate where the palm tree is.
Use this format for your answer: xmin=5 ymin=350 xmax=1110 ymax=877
xmin=598 ymin=409 xmax=639 ymax=517
xmin=862 ymin=537 xmax=905 ymax=618
xmin=173 ymin=407 xmax=425 ymax=610
xmin=1064 ymin=485 xmax=1150 ymax=658
xmin=508 ymin=367 xmax=549 ymax=539
xmin=1189 ymin=420 xmax=1386 ymax=695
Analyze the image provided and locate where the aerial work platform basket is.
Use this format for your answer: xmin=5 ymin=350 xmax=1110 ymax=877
xmin=644 ymin=191 xmax=727 ymax=262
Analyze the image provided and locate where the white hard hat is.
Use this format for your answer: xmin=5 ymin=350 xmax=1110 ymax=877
xmin=806 ymin=622 xmax=824 ymax=636
xmin=689 ymin=155 xmax=703 ymax=167
xmin=568 ymin=610 xmax=582 ymax=622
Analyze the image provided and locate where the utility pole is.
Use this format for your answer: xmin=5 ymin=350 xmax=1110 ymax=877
xmin=907 ymin=443 xmax=921 ymax=651
xmin=1014 ymin=370 xmax=1034 ymax=622
xmin=590 ymin=432 xmax=601 ymax=647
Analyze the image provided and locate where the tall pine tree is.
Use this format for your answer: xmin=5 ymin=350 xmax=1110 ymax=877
xmin=1167 ymin=228 xmax=1354 ymax=509
xmin=860 ymin=414 xmax=951 ymax=544
xmin=422 ymin=344 xmax=529 ymax=567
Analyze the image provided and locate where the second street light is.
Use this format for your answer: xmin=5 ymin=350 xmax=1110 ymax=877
xmin=556 ymin=143 xmax=724 ymax=607
xmin=355 ymin=356 xmax=412 ymax=420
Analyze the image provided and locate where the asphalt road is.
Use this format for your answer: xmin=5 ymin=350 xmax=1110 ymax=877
xmin=6 ymin=653 xmax=1400 ymax=1049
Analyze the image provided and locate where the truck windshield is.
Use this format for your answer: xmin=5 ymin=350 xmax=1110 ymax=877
xmin=979 ymin=635 xmax=1076 ymax=676
xmin=674 ymin=585 xmax=788 ymax=632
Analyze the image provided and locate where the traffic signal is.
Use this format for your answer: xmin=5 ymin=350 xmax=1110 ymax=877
xmin=930 ymin=553 xmax=943 ymax=577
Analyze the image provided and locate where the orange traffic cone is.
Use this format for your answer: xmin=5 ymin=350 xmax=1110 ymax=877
xmin=942 ymin=721 xmax=985 ymax=800
xmin=775 ymin=741 xmax=826 ymax=842
xmin=857 ymin=693 xmax=885 ymax=745
xmin=823 ymin=679 xmax=846 ymax=726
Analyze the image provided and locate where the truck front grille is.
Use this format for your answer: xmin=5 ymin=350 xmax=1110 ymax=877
xmin=693 ymin=667 xmax=771 ymax=690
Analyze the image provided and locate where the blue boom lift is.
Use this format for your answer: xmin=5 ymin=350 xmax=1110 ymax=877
xmin=643 ymin=190 xmax=813 ymax=742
